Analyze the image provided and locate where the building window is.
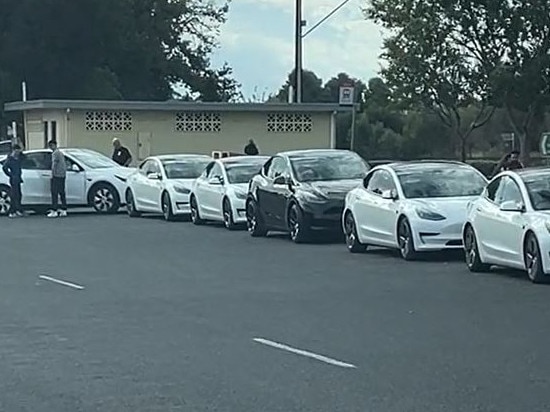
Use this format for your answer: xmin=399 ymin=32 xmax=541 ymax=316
xmin=175 ymin=112 xmax=221 ymax=132
xmin=85 ymin=111 xmax=133 ymax=131
xmin=267 ymin=113 xmax=313 ymax=133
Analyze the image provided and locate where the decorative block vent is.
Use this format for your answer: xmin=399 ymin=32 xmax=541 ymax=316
xmin=85 ymin=111 xmax=133 ymax=131
xmin=267 ymin=113 xmax=313 ymax=133
xmin=176 ymin=112 xmax=221 ymax=132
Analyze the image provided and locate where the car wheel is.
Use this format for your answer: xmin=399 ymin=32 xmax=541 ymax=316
xmin=0 ymin=185 xmax=11 ymax=216
xmin=524 ymin=233 xmax=546 ymax=284
xmin=90 ymin=183 xmax=120 ymax=214
xmin=223 ymin=198 xmax=238 ymax=230
xmin=162 ymin=192 xmax=176 ymax=222
xmin=344 ymin=212 xmax=366 ymax=253
xmin=246 ymin=199 xmax=267 ymax=237
xmin=126 ymin=190 xmax=141 ymax=218
xmin=397 ymin=217 xmax=417 ymax=260
xmin=190 ymin=195 xmax=204 ymax=225
xmin=464 ymin=225 xmax=490 ymax=272
xmin=288 ymin=203 xmax=311 ymax=244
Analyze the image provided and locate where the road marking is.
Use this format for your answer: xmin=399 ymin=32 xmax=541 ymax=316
xmin=38 ymin=275 xmax=85 ymax=290
xmin=253 ymin=338 xmax=357 ymax=369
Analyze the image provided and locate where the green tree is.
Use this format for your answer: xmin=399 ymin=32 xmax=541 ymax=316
xmin=0 ymin=0 xmax=238 ymax=103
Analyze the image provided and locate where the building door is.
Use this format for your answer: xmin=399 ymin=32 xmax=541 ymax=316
xmin=137 ymin=132 xmax=152 ymax=161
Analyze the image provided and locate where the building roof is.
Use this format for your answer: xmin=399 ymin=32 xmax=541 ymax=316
xmin=4 ymin=99 xmax=355 ymax=113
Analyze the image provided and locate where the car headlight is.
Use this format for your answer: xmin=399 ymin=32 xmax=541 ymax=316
xmin=301 ymin=191 xmax=325 ymax=202
xmin=234 ymin=191 xmax=247 ymax=200
xmin=415 ymin=208 xmax=446 ymax=221
xmin=173 ymin=186 xmax=191 ymax=195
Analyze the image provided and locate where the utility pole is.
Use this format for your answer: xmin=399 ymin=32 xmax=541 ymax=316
xmin=294 ymin=0 xmax=303 ymax=103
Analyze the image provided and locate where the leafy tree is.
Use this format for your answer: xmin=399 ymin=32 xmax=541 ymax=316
xmin=0 ymin=0 xmax=238 ymax=103
xmin=274 ymin=70 xmax=329 ymax=103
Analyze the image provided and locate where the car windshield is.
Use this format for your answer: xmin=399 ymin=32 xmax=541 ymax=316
xmin=225 ymin=163 xmax=263 ymax=184
xmin=397 ymin=165 xmax=487 ymax=199
xmin=290 ymin=152 xmax=369 ymax=182
xmin=161 ymin=159 xmax=210 ymax=179
xmin=66 ymin=150 xmax=119 ymax=169
xmin=523 ymin=172 xmax=550 ymax=211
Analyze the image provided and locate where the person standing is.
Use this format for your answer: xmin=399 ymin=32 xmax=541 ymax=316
xmin=244 ymin=139 xmax=259 ymax=155
xmin=112 ymin=138 xmax=133 ymax=166
xmin=2 ymin=144 xmax=25 ymax=218
xmin=491 ymin=150 xmax=524 ymax=178
xmin=47 ymin=140 xmax=67 ymax=218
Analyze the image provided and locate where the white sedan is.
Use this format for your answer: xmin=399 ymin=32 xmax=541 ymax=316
xmin=463 ymin=168 xmax=550 ymax=283
xmin=125 ymin=154 xmax=211 ymax=221
xmin=0 ymin=148 xmax=133 ymax=215
xmin=343 ymin=161 xmax=487 ymax=260
xmin=190 ymin=156 xmax=269 ymax=229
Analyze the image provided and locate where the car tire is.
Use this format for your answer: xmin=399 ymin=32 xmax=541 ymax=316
xmin=464 ymin=225 xmax=490 ymax=272
xmin=190 ymin=195 xmax=204 ymax=225
xmin=397 ymin=217 xmax=417 ymax=260
xmin=288 ymin=203 xmax=311 ymax=244
xmin=246 ymin=199 xmax=267 ymax=237
xmin=223 ymin=198 xmax=238 ymax=230
xmin=126 ymin=190 xmax=141 ymax=218
xmin=344 ymin=212 xmax=366 ymax=253
xmin=162 ymin=192 xmax=177 ymax=222
xmin=524 ymin=232 xmax=546 ymax=284
xmin=0 ymin=185 xmax=11 ymax=216
xmin=90 ymin=183 xmax=120 ymax=214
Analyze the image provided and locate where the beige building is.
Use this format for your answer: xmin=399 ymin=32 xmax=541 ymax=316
xmin=4 ymin=100 xmax=351 ymax=161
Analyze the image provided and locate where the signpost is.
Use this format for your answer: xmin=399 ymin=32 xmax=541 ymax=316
xmin=339 ymin=83 xmax=356 ymax=150
xmin=540 ymin=132 xmax=550 ymax=156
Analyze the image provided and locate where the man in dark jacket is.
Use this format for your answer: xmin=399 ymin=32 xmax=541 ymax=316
xmin=112 ymin=138 xmax=133 ymax=166
xmin=491 ymin=150 xmax=524 ymax=178
xmin=2 ymin=144 xmax=25 ymax=217
xmin=244 ymin=139 xmax=259 ymax=155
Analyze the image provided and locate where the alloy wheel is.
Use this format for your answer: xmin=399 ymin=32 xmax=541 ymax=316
xmin=288 ymin=206 xmax=300 ymax=241
xmin=246 ymin=202 xmax=256 ymax=232
xmin=94 ymin=188 xmax=114 ymax=212
xmin=525 ymin=236 xmax=540 ymax=280
xmin=0 ymin=189 xmax=10 ymax=215
xmin=464 ymin=228 xmax=477 ymax=268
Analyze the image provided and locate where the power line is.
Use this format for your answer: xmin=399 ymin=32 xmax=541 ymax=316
xmin=301 ymin=0 xmax=352 ymax=38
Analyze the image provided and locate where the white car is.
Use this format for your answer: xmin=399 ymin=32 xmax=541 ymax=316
xmin=463 ymin=168 xmax=550 ymax=283
xmin=0 ymin=148 xmax=133 ymax=215
xmin=125 ymin=154 xmax=211 ymax=221
xmin=190 ymin=156 xmax=270 ymax=229
xmin=342 ymin=161 xmax=487 ymax=260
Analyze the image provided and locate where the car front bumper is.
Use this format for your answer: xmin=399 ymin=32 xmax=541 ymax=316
xmin=301 ymin=199 xmax=345 ymax=231
xmin=171 ymin=193 xmax=191 ymax=215
xmin=231 ymin=197 xmax=248 ymax=223
xmin=410 ymin=218 xmax=464 ymax=251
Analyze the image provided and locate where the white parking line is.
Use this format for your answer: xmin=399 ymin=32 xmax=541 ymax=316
xmin=253 ymin=338 xmax=357 ymax=369
xmin=38 ymin=275 xmax=85 ymax=290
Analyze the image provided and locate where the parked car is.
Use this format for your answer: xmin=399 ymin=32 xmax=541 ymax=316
xmin=125 ymin=154 xmax=211 ymax=221
xmin=190 ymin=155 xmax=270 ymax=229
xmin=463 ymin=168 xmax=550 ymax=283
xmin=0 ymin=148 xmax=133 ymax=215
xmin=343 ymin=161 xmax=487 ymax=259
xmin=245 ymin=149 xmax=370 ymax=243
xmin=0 ymin=140 xmax=11 ymax=156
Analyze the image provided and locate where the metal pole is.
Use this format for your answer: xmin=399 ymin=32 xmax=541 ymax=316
xmin=295 ymin=0 xmax=303 ymax=103
xmin=350 ymin=106 xmax=356 ymax=151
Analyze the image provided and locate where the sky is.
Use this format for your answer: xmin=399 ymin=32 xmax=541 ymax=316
xmin=210 ymin=0 xmax=385 ymax=100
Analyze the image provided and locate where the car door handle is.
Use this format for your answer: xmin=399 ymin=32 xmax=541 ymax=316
xmin=40 ymin=174 xmax=50 ymax=177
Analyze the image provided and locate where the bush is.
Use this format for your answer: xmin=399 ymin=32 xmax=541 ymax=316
xmin=467 ymin=160 xmax=497 ymax=177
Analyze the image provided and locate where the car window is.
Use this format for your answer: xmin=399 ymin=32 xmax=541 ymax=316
xmin=522 ymin=172 xmax=550 ymax=211
xmin=139 ymin=160 xmax=151 ymax=174
xmin=203 ymin=162 xmax=216 ymax=178
xmin=143 ymin=160 xmax=159 ymax=175
xmin=267 ymin=157 xmax=289 ymax=179
xmin=262 ymin=158 xmax=274 ymax=177
xmin=209 ymin=163 xmax=223 ymax=178
xmin=495 ymin=177 xmax=523 ymax=205
xmin=65 ymin=157 xmax=78 ymax=171
xmin=485 ymin=177 xmax=503 ymax=202
xmin=21 ymin=152 xmax=51 ymax=170
xmin=366 ymin=170 xmax=395 ymax=195
xmin=290 ymin=152 xmax=369 ymax=182
xmin=224 ymin=162 xmax=263 ymax=184
xmin=161 ymin=159 xmax=210 ymax=179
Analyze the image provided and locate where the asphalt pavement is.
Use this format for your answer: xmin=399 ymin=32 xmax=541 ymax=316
xmin=1 ymin=212 xmax=550 ymax=412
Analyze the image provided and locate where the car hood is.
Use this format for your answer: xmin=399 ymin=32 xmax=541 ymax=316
xmin=408 ymin=196 xmax=478 ymax=217
xmin=169 ymin=178 xmax=197 ymax=188
xmin=300 ymin=179 xmax=363 ymax=199
xmin=230 ymin=183 xmax=249 ymax=192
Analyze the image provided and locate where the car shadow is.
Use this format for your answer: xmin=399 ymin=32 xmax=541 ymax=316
xmin=265 ymin=231 xmax=345 ymax=245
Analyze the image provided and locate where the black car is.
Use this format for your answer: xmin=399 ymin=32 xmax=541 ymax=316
xmin=245 ymin=149 xmax=370 ymax=243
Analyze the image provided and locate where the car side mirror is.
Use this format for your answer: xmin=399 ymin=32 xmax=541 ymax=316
xmin=499 ymin=200 xmax=524 ymax=212
xmin=208 ymin=176 xmax=223 ymax=185
xmin=382 ymin=189 xmax=398 ymax=200
xmin=147 ymin=172 xmax=161 ymax=180
xmin=70 ymin=164 xmax=80 ymax=172
xmin=273 ymin=175 xmax=288 ymax=185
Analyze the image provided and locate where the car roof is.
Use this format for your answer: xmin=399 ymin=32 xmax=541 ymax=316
xmin=512 ymin=166 xmax=550 ymax=178
xmin=154 ymin=154 xmax=211 ymax=162
xmin=218 ymin=155 xmax=270 ymax=164
xmin=385 ymin=160 xmax=471 ymax=172
xmin=278 ymin=149 xmax=359 ymax=158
